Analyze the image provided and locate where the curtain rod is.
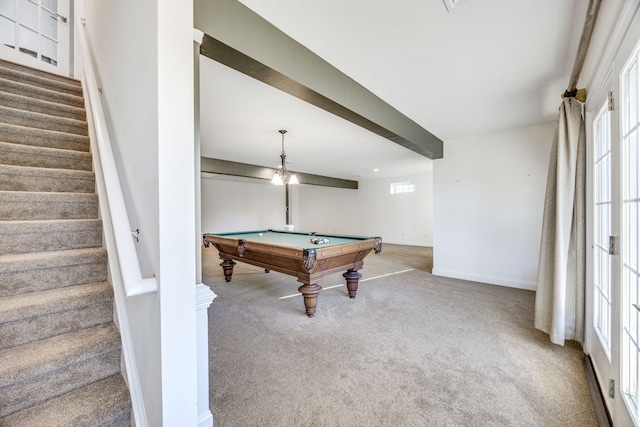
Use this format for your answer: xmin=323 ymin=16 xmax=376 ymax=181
xmin=565 ymin=0 xmax=602 ymax=97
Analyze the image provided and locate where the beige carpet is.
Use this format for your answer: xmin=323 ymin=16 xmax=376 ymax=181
xmin=203 ymin=243 xmax=596 ymax=426
xmin=0 ymin=58 xmax=130 ymax=425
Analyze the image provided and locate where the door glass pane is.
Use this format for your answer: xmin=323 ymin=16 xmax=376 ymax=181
xmin=622 ymin=44 xmax=640 ymax=423
xmin=18 ymin=24 xmax=36 ymax=58
xmin=7 ymin=0 xmax=62 ymax=68
xmin=20 ymin=0 xmax=38 ymax=30
xmin=0 ymin=15 xmax=16 ymax=48
xmin=41 ymin=0 xmax=55 ymax=12
xmin=40 ymin=34 xmax=55 ymax=64
xmin=0 ymin=0 xmax=16 ymax=19
xmin=40 ymin=6 xmax=56 ymax=40
xmin=594 ymin=102 xmax=613 ymax=356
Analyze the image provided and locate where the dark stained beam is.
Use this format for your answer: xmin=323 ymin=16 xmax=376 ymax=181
xmin=194 ymin=0 xmax=443 ymax=159
xmin=201 ymin=157 xmax=359 ymax=190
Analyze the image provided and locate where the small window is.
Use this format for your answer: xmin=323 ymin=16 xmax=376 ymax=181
xmin=390 ymin=181 xmax=414 ymax=195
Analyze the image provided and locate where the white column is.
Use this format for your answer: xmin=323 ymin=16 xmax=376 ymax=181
xmin=196 ymin=284 xmax=217 ymax=427
xmin=157 ymin=1 xmax=198 ymax=423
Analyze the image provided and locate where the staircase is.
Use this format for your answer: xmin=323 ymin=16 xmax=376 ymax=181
xmin=0 ymin=59 xmax=132 ymax=426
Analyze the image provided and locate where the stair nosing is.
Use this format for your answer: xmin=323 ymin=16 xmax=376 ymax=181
xmin=0 ymin=121 xmax=90 ymax=140
xmin=0 ymin=67 xmax=83 ymax=95
xmin=0 ymin=247 xmax=107 ymax=271
xmin=0 ymin=77 xmax=83 ymax=104
xmin=0 ymin=91 xmax=86 ymax=119
xmin=0 ymin=218 xmax=102 ymax=235
xmin=0 ymin=374 xmax=130 ymax=426
xmin=0 ymin=140 xmax=92 ymax=159
xmin=0 ymin=323 xmax=120 ymax=388
xmin=0 ymin=190 xmax=98 ymax=199
xmin=0 ymin=163 xmax=95 ymax=179
xmin=0 ymin=105 xmax=88 ymax=132
xmin=0 ymin=282 xmax=112 ymax=324
xmin=0 ymin=58 xmax=81 ymax=87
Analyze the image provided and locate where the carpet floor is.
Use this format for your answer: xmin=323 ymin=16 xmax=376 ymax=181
xmin=203 ymin=243 xmax=596 ymax=426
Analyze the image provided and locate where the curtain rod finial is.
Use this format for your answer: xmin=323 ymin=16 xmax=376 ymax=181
xmin=562 ymin=88 xmax=586 ymax=102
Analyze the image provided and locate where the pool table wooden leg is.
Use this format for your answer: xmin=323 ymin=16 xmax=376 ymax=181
xmin=297 ymin=283 xmax=322 ymax=317
xmin=343 ymin=269 xmax=362 ymax=298
xmin=220 ymin=258 xmax=236 ymax=282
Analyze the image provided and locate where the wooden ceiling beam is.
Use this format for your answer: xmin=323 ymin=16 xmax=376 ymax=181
xmin=194 ymin=0 xmax=443 ymax=159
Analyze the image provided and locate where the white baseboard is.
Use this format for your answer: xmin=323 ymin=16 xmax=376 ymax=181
xmin=431 ymin=268 xmax=537 ymax=291
xmin=198 ymin=411 xmax=214 ymax=427
xmin=382 ymin=239 xmax=432 ymax=247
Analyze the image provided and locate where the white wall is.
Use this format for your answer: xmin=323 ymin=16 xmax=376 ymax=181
xmin=82 ymin=1 xmax=162 ymax=422
xmin=201 ymin=164 xmax=433 ymax=246
xmin=82 ymin=0 xmax=197 ymax=424
xmin=201 ymin=174 xmax=286 ymax=233
xmin=82 ymin=0 xmax=160 ymax=277
xmin=433 ymin=122 xmax=555 ymax=290
xmin=297 ymin=170 xmax=433 ymax=245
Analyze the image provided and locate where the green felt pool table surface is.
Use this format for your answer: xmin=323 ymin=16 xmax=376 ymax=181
xmin=210 ymin=229 xmax=372 ymax=250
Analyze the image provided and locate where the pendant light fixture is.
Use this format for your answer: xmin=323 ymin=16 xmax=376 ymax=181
xmin=271 ymin=129 xmax=299 ymax=185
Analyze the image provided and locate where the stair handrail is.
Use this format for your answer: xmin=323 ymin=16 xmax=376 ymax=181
xmin=76 ymin=19 xmax=157 ymax=297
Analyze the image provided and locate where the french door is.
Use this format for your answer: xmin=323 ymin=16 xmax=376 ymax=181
xmin=587 ymin=3 xmax=640 ymax=425
xmin=0 ymin=0 xmax=70 ymax=76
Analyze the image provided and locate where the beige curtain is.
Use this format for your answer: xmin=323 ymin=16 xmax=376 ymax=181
xmin=535 ymin=97 xmax=586 ymax=346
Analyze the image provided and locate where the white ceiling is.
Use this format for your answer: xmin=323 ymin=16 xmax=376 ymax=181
xmin=199 ymin=0 xmax=586 ymax=181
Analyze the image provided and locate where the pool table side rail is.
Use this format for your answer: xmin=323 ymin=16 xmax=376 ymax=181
xmin=202 ymin=233 xmax=381 ymax=259
xmin=206 ymin=229 xmax=378 ymax=241
xmin=211 ymin=246 xmax=371 ymax=284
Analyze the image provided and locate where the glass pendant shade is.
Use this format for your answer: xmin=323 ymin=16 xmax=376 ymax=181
xmin=271 ymin=172 xmax=284 ymax=185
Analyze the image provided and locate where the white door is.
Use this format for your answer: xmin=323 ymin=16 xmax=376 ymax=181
xmin=0 ymin=0 xmax=70 ymax=76
xmin=588 ymin=72 xmax=621 ymax=423
xmin=587 ymin=3 xmax=640 ymax=425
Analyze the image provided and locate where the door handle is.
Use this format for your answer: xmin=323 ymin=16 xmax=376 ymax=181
xmin=50 ymin=13 xmax=68 ymax=23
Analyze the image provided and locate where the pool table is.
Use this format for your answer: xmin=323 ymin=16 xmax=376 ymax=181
xmin=203 ymin=229 xmax=382 ymax=317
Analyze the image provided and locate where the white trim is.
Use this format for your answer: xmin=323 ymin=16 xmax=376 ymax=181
xmin=431 ymin=268 xmax=537 ymax=291
xmin=583 ymin=3 xmax=640 ymax=425
xmin=193 ymin=28 xmax=204 ymax=45
xmin=585 ymin=1 xmax=640 ymax=95
xmin=196 ymin=284 xmax=216 ymax=427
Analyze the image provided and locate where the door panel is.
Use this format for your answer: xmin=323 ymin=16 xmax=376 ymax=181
xmin=0 ymin=0 xmax=70 ymax=76
xmin=620 ymin=31 xmax=640 ymax=424
xmin=588 ymin=5 xmax=640 ymax=425
xmin=588 ymin=80 xmax=619 ymax=420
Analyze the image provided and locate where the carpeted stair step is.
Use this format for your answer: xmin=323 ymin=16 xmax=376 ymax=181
xmin=0 ymin=58 xmax=81 ymax=93
xmin=0 ymin=247 xmax=108 ymax=297
xmin=0 ymin=219 xmax=102 ymax=255
xmin=0 ymin=191 xmax=98 ymax=221
xmin=0 ymin=323 xmax=122 ymax=419
xmin=0 ymin=282 xmax=113 ymax=350
xmin=0 ymin=91 xmax=86 ymax=121
xmin=0 ymin=164 xmax=95 ymax=193
xmin=0 ymin=373 xmax=131 ymax=427
xmin=0 ymin=122 xmax=89 ymax=152
xmin=0 ymin=77 xmax=84 ymax=109
xmin=0 ymin=141 xmax=92 ymax=171
xmin=0 ymin=105 xmax=88 ymax=136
